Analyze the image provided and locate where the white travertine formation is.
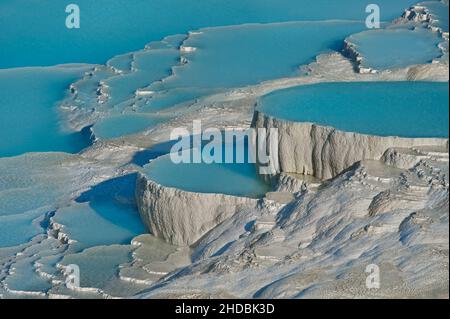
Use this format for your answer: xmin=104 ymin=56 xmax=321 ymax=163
xmin=252 ymin=110 xmax=448 ymax=180
xmin=135 ymin=173 xmax=260 ymax=246
xmin=139 ymin=148 xmax=449 ymax=299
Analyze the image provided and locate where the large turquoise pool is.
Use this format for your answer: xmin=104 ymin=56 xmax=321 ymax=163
xmin=159 ymin=21 xmax=367 ymax=90
xmin=258 ymin=82 xmax=449 ymax=138
xmin=0 ymin=66 xmax=92 ymax=157
xmin=0 ymin=0 xmax=418 ymax=68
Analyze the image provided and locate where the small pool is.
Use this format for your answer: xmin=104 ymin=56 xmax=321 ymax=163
xmin=52 ymin=201 xmax=145 ymax=250
xmin=346 ymin=27 xmax=443 ymax=70
xmin=258 ymin=82 xmax=449 ymax=138
xmin=0 ymin=153 xmax=83 ymax=248
xmin=142 ymin=142 xmax=270 ymax=198
xmin=92 ymin=113 xmax=168 ymax=139
xmin=51 ymin=173 xmax=146 ymax=250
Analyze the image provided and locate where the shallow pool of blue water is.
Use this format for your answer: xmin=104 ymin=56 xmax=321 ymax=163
xmin=346 ymin=27 xmax=443 ymax=70
xmin=92 ymin=114 xmax=169 ymax=139
xmin=420 ymin=1 xmax=449 ymax=32
xmin=142 ymin=142 xmax=270 ymax=198
xmin=0 ymin=153 xmax=82 ymax=248
xmin=0 ymin=0 xmax=419 ymax=68
xmin=52 ymin=174 xmax=146 ymax=249
xmin=0 ymin=66 xmax=92 ymax=157
xmin=258 ymin=82 xmax=449 ymax=138
xmin=53 ymin=201 xmax=145 ymax=250
xmin=157 ymin=21 xmax=367 ymax=90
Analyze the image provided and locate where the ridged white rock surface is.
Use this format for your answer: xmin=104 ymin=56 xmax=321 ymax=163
xmin=135 ymin=173 xmax=260 ymax=246
xmin=252 ymin=110 xmax=448 ymax=180
xmin=138 ymin=146 xmax=449 ymax=299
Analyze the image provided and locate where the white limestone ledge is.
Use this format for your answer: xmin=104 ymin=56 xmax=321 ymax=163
xmin=135 ymin=173 xmax=260 ymax=246
xmin=252 ymin=110 xmax=448 ymax=180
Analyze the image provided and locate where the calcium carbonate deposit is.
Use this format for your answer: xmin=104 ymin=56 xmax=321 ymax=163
xmin=0 ymin=0 xmax=448 ymax=299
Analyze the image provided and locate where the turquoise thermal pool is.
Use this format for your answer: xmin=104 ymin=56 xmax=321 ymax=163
xmin=419 ymin=1 xmax=449 ymax=32
xmin=346 ymin=27 xmax=443 ymax=70
xmin=142 ymin=143 xmax=270 ymax=198
xmin=92 ymin=114 xmax=169 ymax=139
xmin=258 ymin=82 xmax=449 ymax=138
xmin=158 ymin=21 xmax=367 ymax=90
xmin=52 ymin=201 xmax=145 ymax=250
xmin=0 ymin=66 xmax=92 ymax=157
xmin=0 ymin=0 xmax=448 ymax=299
xmin=0 ymin=0 xmax=418 ymax=68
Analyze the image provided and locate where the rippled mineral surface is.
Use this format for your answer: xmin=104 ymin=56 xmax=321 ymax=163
xmin=0 ymin=0 xmax=448 ymax=299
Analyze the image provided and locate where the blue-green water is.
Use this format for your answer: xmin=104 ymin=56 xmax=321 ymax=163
xmin=347 ymin=27 xmax=443 ymax=70
xmin=0 ymin=153 xmax=78 ymax=248
xmin=0 ymin=155 xmax=146 ymax=249
xmin=159 ymin=21 xmax=367 ymax=90
xmin=52 ymin=174 xmax=146 ymax=250
xmin=258 ymin=82 xmax=449 ymax=138
xmin=0 ymin=208 xmax=46 ymax=248
xmin=0 ymin=1 xmax=443 ymax=156
xmin=0 ymin=66 xmax=92 ymax=157
xmin=143 ymin=143 xmax=270 ymax=198
xmin=0 ymin=0 xmax=419 ymax=69
xmin=53 ymin=201 xmax=145 ymax=250
xmin=102 ymin=48 xmax=180 ymax=107
xmin=0 ymin=0 xmax=448 ymax=297
xmin=66 ymin=20 xmax=370 ymax=140
xmin=92 ymin=114 xmax=168 ymax=139
xmin=420 ymin=1 xmax=449 ymax=32
xmin=59 ymin=245 xmax=133 ymax=291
